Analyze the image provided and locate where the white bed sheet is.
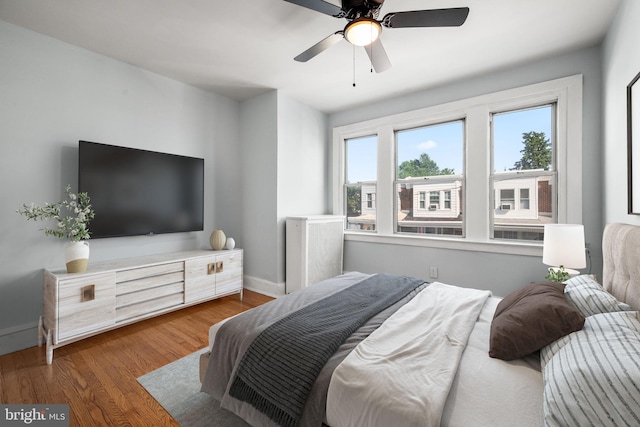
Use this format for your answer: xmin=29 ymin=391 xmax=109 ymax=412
xmin=441 ymin=296 xmax=543 ymax=427
xmin=326 ymin=282 xmax=491 ymax=427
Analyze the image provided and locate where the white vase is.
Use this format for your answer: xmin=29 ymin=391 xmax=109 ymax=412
xmin=225 ymin=237 xmax=235 ymax=250
xmin=65 ymin=240 xmax=90 ymax=273
xmin=210 ymin=229 xmax=226 ymax=250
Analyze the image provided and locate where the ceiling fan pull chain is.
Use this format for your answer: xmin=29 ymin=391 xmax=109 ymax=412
xmin=353 ymin=44 xmax=356 ymax=87
xmin=370 ymin=25 xmax=374 ymax=73
xmin=369 ymin=45 xmax=373 ymax=73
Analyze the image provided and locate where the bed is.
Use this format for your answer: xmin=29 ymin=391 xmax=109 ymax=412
xmin=200 ymin=223 xmax=640 ymax=427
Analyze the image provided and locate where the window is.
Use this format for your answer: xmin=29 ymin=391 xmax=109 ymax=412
xmin=520 ymin=189 xmax=530 ymax=209
xmin=491 ymin=104 xmax=556 ymax=241
xmin=395 ymin=120 xmax=464 ymax=236
xmin=333 ymin=75 xmax=582 ymax=255
xmin=430 ymin=192 xmax=440 ymax=206
xmin=366 ymin=193 xmax=375 ymax=208
xmin=344 ymin=135 xmax=377 ymax=231
xmin=500 ymin=189 xmax=515 ymax=210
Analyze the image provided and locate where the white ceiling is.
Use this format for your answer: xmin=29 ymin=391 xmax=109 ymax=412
xmin=0 ymin=0 xmax=620 ymax=113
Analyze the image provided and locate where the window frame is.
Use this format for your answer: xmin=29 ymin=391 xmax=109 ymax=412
xmin=419 ymin=191 xmax=426 ymax=209
xmin=366 ymin=192 xmax=375 ymax=209
xmin=489 ymin=103 xmax=557 ymax=241
xmin=444 ymin=191 xmax=452 ymax=209
xmin=394 ymin=118 xmax=466 ymax=238
xmin=520 ymin=189 xmax=530 ymax=210
xmin=344 ymin=135 xmax=378 ymax=232
xmin=332 ymin=75 xmax=583 ymax=256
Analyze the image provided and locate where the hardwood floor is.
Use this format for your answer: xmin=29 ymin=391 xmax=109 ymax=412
xmin=0 ymin=290 xmax=273 ymax=426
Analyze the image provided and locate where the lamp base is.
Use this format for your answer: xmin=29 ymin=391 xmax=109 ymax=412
xmin=545 ymin=266 xmax=580 ymax=282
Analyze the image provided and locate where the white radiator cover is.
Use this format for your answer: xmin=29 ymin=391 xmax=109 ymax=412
xmin=285 ymin=215 xmax=344 ymax=294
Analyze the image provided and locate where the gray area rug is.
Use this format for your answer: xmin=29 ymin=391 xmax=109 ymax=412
xmin=137 ymin=349 xmax=250 ymax=426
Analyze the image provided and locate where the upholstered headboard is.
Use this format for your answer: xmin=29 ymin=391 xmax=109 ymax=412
xmin=602 ymin=223 xmax=640 ymax=311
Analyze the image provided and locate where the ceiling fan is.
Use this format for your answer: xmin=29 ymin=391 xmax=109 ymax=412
xmin=285 ymin=0 xmax=469 ymax=73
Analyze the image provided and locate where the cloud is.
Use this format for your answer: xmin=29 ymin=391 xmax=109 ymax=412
xmin=417 ymin=140 xmax=437 ymax=150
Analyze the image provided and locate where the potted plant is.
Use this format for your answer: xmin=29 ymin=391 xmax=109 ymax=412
xmin=17 ymin=185 xmax=95 ymax=273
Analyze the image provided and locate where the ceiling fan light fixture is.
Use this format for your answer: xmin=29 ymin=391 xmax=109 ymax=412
xmin=344 ymin=18 xmax=381 ymax=46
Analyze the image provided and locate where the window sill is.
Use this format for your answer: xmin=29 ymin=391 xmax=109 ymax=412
xmin=343 ymin=231 xmax=543 ymax=257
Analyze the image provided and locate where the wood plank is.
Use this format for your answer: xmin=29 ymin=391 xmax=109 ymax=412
xmin=116 ymin=262 xmax=184 ymax=283
xmin=0 ymin=290 xmax=272 ymax=425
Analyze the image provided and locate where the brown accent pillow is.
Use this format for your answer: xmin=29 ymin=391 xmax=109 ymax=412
xmin=489 ymin=281 xmax=585 ymax=361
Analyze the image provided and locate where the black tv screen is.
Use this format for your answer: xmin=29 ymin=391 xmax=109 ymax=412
xmin=78 ymin=140 xmax=204 ymax=238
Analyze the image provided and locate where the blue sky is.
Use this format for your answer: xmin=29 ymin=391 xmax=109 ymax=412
xmin=493 ymin=106 xmax=553 ymax=172
xmin=346 ymin=105 xmax=553 ymax=183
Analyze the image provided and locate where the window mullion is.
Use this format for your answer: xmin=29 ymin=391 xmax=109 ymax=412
xmin=465 ymin=106 xmax=490 ymax=240
xmin=332 ymin=128 xmax=346 ymax=216
xmin=377 ymin=125 xmax=395 ymax=235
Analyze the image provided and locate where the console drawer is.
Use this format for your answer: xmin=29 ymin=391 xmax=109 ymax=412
xmin=116 ymin=262 xmax=184 ymax=283
xmin=116 ymin=293 xmax=184 ymax=322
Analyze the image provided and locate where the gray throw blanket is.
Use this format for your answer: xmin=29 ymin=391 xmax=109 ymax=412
xmin=227 ymin=274 xmax=425 ymax=427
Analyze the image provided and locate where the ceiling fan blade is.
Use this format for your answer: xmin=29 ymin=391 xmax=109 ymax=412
xmin=294 ymin=32 xmax=344 ymax=62
xmin=364 ymin=38 xmax=391 ymax=73
xmin=284 ymin=0 xmax=345 ymax=18
xmin=382 ymin=7 xmax=470 ymax=28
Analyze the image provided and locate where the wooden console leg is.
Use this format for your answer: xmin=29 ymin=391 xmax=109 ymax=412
xmin=38 ymin=315 xmax=44 ymax=347
xmin=46 ymin=328 xmax=53 ymax=365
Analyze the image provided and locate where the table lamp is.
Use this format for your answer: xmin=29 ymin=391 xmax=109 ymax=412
xmin=542 ymin=224 xmax=586 ymax=282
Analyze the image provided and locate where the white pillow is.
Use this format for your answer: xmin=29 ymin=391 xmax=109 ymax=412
xmin=564 ymin=275 xmax=632 ymax=317
xmin=542 ymin=311 xmax=640 ymax=427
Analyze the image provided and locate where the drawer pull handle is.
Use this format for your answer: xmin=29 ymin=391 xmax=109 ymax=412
xmin=207 ymin=262 xmax=224 ymax=274
xmin=81 ymin=285 xmax=95 ymax=302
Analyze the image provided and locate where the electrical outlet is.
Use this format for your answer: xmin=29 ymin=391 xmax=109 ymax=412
xmin=429 ymin=266 xmax=438 ymax=279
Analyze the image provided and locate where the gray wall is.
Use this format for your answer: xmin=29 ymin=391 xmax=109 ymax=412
xmin=240 ymin=91 xmax=329 ymax=295
xmin=328 ymin=46 xmax=604 ymax=297
xmin=603 ymin=0 xmax=640 ymax=227
xmin=276 ymin=92 xmax=329 ymax=284
xmin=0 ymin=20 xmax=241 ymax=354
xmin=240 ymin=91 xmax=279 ymax=286
xmin=0 ymin=19 xmax=330 ymax=354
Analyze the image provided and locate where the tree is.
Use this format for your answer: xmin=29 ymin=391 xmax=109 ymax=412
xmin=346 ymin=186 xmax=361 ymax=216
xmin=398 ymin=153 xmax=455 ymax=179
xmin=511 ymin=131 xmax=551 ymax=171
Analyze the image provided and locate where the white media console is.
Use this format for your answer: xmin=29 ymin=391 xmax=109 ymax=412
xmin=39 ymin=249 xmax=243 ymax=364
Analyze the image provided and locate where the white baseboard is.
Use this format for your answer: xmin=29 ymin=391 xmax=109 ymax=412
xmin=0 ymin=321 xmax=39 ymax=356
xmin=243 ymin=275 xmax=285 ymax=298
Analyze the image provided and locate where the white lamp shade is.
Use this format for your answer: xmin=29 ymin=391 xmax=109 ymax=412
xmin=542 ymin=224 xmax=586 ymax=269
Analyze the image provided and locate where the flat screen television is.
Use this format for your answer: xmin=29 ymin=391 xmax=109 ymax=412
xmin=78 ymin=140 xmax=204 ymax=239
